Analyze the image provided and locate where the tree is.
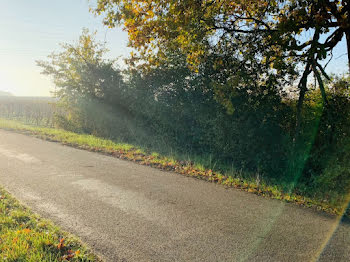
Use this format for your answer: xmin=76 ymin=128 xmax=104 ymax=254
xmin=92 ymin=0 xmax=349 ymax=114
xmin=37 ymin=29 xmax=135 ymax=135
xmin=36 ymin=29 xmax=124 ymax=105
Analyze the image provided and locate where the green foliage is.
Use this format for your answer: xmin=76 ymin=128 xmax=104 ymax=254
xmin=36 ymin=29 xmax=126 ymax=105
xmin=93 ymin=0 xmax=349 ymax=68
xmin=17 ymin=31 xmax=349 ymax=214
xmin=92 ymin=0 xmax=350 ymax=111
xmin=300 ymin=76 xmax=350 ymax=199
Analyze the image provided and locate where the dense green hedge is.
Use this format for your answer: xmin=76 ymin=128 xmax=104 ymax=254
xmin=50 ymin=61 xmax=349 ymax=204
xmin=30 ymin=31 xmax=350 ymax=205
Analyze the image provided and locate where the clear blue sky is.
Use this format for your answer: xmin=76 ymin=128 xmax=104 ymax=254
xmin=0 ymin=1 xmax=348 ymax=96
xmin=0 ymin=0 xmax=129 ymax=96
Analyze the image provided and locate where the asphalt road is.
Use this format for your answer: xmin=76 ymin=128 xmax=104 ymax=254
xmin=0 ymin=129 xmax=349 ymax=262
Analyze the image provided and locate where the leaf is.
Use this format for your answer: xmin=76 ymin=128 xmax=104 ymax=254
xmin=57 ymin=238 xmax=65 ymax=249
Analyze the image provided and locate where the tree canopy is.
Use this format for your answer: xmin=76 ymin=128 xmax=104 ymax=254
xmin=36 ymin=29 xmax=124 ymax=104
xmin=93 ymin=0 xmax=349 ymax=108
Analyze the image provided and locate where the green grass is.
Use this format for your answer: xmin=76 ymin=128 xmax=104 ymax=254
xmin=0 ymin=187 xmax=100 ymax=262
xmin=0 ymin=118 xmax=349 ymax=217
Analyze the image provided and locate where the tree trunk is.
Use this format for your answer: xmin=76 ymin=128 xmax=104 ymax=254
xmin=295 ymin=63 xmax=311 ymax=139
xmin=346 ymin=30 xmax=350 ymax=75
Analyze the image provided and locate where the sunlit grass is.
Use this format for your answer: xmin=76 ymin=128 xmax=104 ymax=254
xmin=0 ymin=118 xmax=347 ymax=216
xmin=0 ymin=187 xmax=99 ymax=261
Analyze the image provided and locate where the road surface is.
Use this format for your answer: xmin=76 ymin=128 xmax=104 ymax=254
xmin=0 ymin=129 xmax=349 ymax=261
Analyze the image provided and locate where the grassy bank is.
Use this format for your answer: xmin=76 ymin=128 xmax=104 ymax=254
xmin=0 ymin=187 xmax=100 ymax=261
xmin=1 ymin=118 xmax=349 ymax=217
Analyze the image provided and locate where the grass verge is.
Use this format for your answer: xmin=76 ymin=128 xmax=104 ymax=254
xmin=0 ymin=118 xmax=348 ymax=217
xmin=0 ymin=187 xmax=100 ymax=261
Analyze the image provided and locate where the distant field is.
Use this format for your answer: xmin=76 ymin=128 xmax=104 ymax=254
xmin=0 ymin=97 xmax=58 ymax=127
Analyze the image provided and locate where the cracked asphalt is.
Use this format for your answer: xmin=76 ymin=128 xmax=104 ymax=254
xmin=0 ymin=129 xmax=349 ymax=261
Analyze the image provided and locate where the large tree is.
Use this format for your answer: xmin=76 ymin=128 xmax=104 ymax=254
xmin=92 ymin=0 xmax=349 ymax=110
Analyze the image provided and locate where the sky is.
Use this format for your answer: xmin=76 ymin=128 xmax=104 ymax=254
xmin=0 ymin=1 xmax=348 ymax=97
xmin=0 ymin=0 xmax=129 ymax=96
